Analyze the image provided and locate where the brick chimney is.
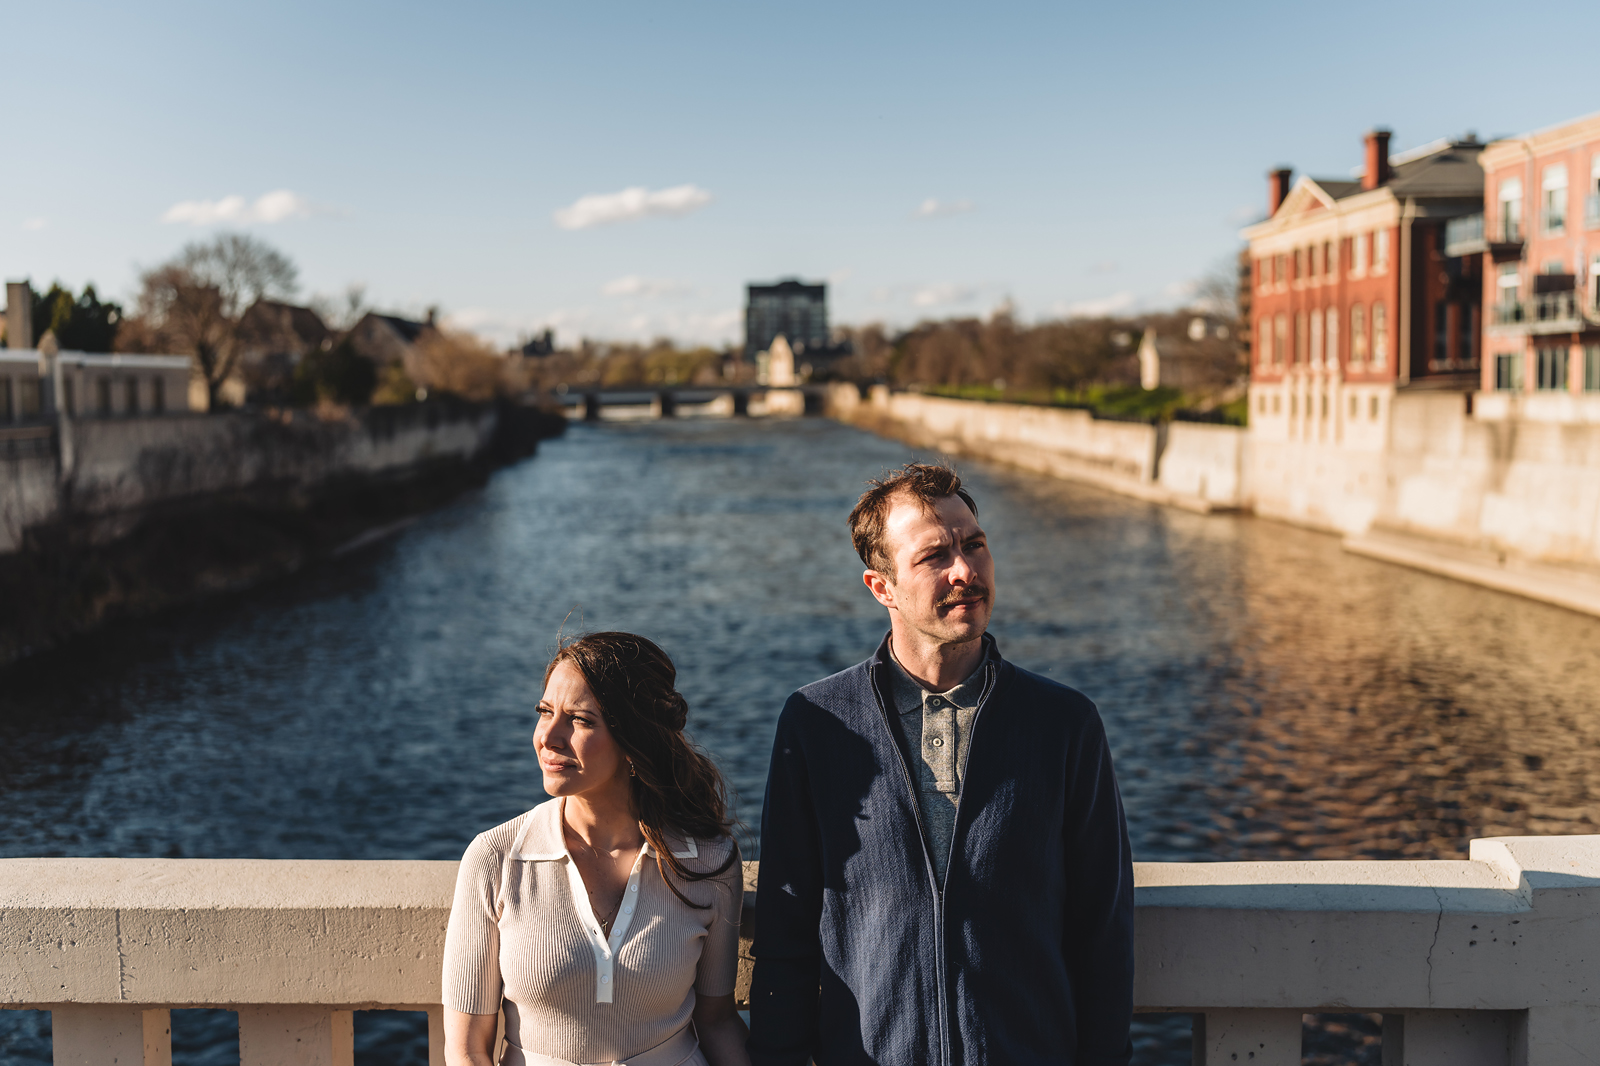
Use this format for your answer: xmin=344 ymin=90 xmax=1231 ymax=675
xmin=1363 ymin=129 xmax=1392 ymax=190
xmin=1268 ymin=168 xmax=1293 ymax=216
xmin=5 ymin=280 xmax=32 ymax=349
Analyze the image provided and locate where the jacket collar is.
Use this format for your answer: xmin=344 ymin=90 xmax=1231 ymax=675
xmin=510 ymin=796 xmax=699 ymax=861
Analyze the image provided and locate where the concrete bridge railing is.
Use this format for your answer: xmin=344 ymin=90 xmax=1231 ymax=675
xmin=4 ymin=836 xmax=1599 ymax=1065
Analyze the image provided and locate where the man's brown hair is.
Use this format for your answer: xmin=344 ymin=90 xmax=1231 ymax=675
xmin=848 ymin=462 xmax=978 ymax=577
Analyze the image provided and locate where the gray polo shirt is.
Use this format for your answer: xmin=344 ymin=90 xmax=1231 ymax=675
xmin=885 ymin=651 xmax=988 ymax=885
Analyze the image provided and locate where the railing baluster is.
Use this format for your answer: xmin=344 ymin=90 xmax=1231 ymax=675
xmin=1196 ymin=1009 xmax=1301 ymax=1066
xmin=238 ymin=1006 xmax=353 ymax=1066
xmin=48 ymin=1006 xmax=171 ymax=1066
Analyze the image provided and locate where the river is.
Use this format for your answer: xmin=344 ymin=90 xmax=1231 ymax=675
xmin=4 ymin=416 xmax=1599 ymax=1064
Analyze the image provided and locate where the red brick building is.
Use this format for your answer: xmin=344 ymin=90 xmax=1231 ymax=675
xmin=1468 ymin=112 xmax=1600 ymax=416
xmin=1242 ymin=130 xmax=1484 ymax=451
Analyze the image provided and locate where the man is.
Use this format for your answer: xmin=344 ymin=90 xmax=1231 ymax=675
xmin=748 ymin=462 xmax=1134 ymax=1066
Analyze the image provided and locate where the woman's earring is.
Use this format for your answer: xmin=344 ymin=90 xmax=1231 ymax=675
xmin=629 ymin=761 xmax=637 ymax=777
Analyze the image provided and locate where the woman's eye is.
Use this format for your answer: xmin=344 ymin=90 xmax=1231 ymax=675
xmin=536 ymin=707 xmax=552 ymax=717
xmin=572 ymin=716 xmax=593 ymax=727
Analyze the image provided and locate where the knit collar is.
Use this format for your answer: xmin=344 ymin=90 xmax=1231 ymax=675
xmin=510 ymin=796 xmax=698 ymax=862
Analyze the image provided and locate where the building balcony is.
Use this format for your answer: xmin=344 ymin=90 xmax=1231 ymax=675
xmin=7 ymin=842 xmax=1600 ymax=1065
xmin=1491 ymin=292 xmax=1595 ymax=335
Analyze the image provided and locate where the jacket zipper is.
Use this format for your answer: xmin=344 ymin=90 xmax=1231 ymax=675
xmin=871 ymin=654 xmax=1002 ymax=1066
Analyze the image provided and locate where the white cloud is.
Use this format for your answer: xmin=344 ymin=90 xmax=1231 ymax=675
xmin=1228 ymin=203 xmax=1263 ymax=225
xmin=1056 ymin=291 xmax=1136 ymax=318
xmin=553 ymin=184 xmax=712 ymax=230
xmin=1163 ymin=279 xmax=1198 ymax=301
xmin=1088 ymin=260 xmax=1118 ymax=275
xmin=915 ymin=197 xmax=975 ymax=218
xmin=21 ymin=217 xmax=47 ymax=231
xmin=601 ymin=275 xmax=692 ymax=298
xmin=912 ymin=283 xmax=978 ymax=308
xmin=162 ymin=189 xmax=314 ymax=225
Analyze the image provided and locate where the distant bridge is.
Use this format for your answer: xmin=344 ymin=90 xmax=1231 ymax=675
xmin=549 ymin=385 xmax=830 ymax=421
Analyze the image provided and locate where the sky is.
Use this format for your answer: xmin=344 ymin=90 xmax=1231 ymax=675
xmin=5 ymin=0 xmax=1597 ymax=348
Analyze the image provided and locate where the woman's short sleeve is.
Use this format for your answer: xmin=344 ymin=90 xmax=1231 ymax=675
xmin=693 ymin=839 xmax=744 ymax=998
xmin=441 ymin=833 xmax=505 ymax=1015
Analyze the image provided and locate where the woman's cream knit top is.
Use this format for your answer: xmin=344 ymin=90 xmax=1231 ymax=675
xmin=442 ymin=798 xmax=743 ymax=1063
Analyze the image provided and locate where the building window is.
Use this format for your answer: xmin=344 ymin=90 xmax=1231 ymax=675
xmin=1536 ymin=346 xmax=1569 ymax=391
xmin=1295 ymin=312 xmax=1308 ymax=363
xmin=1374 ymin=229 xmax=1390 ymax=272
xmin=152 ymin=376 xmax=166 ymax=414
xmin=1272 ymin=394 xmax=1281 ymax=413
xmin=1499 ymin=178 xmax=1523 ymax=242
xmin=1257 ymin=259 xmax=1268 ymax=291
xmin=1496 ymin=353 xmax=1523 ymax=391
xmin=1543 ymin=164 xmax=1568 ymax=236
xmin=1310 ymin=309 xmax=1323 ymax=366
xmin=1274 ymin=314 xmax=1288 ymax=365
xmin=1372 ymin=303 xmax=1388 ymax=367
xmin=1274 ymin=255 xmax=1286 ymax=285
xmin=1497 ymin=264 xmax=1522 ymax=322
xmin=1352 ymin=233 xmax=1368 ymax=275
xmin=1589 ymin=156 xmax=1600 ymax=229
xmin=1349 ymin=393 xmax=1358 ymax=419
xmin=1295 ymin=247 xmax=1306 ymax=280
xmin=1369 ymin=395 xmax=1381 ymax=421
xmin=1257 ymin=316 xmax=1271 ymax=365
xmin=1586 ymin=346 xmax=1600 ymax=393
xmin=1351 ymin=304 xmax=1368 ymax=363
xmin=1290 ymin=394 xmax=1298 ymax=417
xmin=1323 ymin=241 xmax=1334 ymax=275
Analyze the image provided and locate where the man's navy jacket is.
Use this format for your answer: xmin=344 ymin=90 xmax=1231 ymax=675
xmin=748 ymin=633 xmax=1134 ymax=1066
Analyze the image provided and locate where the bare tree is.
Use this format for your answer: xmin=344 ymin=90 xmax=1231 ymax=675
xmin=123 ymin=233 xmax=298 ymax=408
xmin=309 ymin=282 xmax=369 ymax=332
xmin=1190 ymin=253 xmax=1240 ymax=319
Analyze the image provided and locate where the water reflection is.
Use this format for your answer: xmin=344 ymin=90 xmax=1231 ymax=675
xmin=3 ymin=417 xmax=1598 ymax=1064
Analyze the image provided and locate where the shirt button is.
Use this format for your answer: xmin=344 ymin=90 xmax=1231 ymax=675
xmin=630 ymin=884 xmax=638 ymax=892
xmin=624 ymin=906 xmax=633 ymax=914
xmin=930 ymin=697 xmax=942 ymax=706
xmin=601 ymin=975 xmax=610 ymax=983
xmin=932 ymin=737 xmax=944 ymax=747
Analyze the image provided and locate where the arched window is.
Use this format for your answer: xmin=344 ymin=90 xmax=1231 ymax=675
xmin=1372 ymin=303 xmax=1388 ymax=367
xmin=1351 ymin=305 xmax=1368 ymax=363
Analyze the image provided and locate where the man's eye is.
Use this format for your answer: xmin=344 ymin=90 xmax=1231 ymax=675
xmin=536 ymin=707 xmax=553 ymax=717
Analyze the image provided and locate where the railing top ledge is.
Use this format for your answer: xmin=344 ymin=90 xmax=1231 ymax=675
xmin=1135 ymin=836 xmax=1600 ymax=913
xmin=0 ymin=857 xmax=459 ymax=911
xmin=3 ymin=837 xmax=1598 ymax=915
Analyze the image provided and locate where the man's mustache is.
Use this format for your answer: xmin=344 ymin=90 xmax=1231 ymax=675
xmin=936 ymin=584 xmax=991 ymax=608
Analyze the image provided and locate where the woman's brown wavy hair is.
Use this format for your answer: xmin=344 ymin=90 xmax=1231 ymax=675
xmin=544 ymin=631 xmax=737 ymax=906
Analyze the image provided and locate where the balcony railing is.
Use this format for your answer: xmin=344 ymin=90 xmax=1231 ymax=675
xmin=1492 ymin=293 xmax=1591 ymax=332
xmin=1444 ymin=212 xmax=1486 ymax=257
xmin=5 ymin=837 xmax=1600 ymax=1065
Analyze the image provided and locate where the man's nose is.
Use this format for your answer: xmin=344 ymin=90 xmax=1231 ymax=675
xmin=948 ymin=549 xmax=976 ymax=584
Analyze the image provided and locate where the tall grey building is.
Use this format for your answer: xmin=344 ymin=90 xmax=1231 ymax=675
xmin=745 ymin=279 xmax=827 ymax=360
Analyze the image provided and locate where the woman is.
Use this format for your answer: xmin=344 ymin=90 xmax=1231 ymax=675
xmin=443 ymin=632 xmax=749 ymax=1066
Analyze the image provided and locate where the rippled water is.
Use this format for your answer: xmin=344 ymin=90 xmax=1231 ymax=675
xmin=4 ymin=417 xmax=1599 ymax=1064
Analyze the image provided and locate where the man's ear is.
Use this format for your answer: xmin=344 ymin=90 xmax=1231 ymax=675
xmin=863 ymin=569 xmax=896 ymax=610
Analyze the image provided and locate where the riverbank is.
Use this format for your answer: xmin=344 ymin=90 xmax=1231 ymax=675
xmin=826 ymin=383 xmax=1600 ymax=618
xmin=0 ymin=400 xmax=564 ymax=666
